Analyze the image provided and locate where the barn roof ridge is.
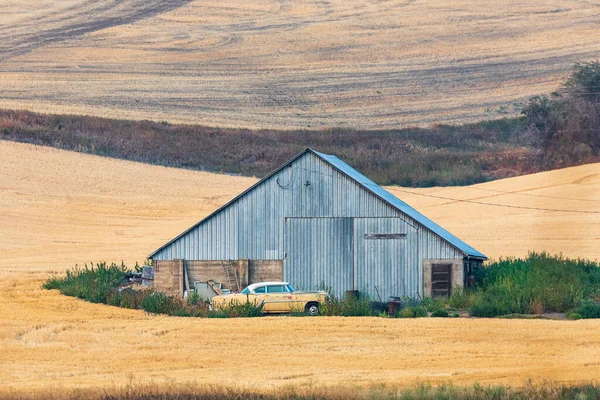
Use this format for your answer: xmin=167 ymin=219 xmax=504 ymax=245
xmin=149 ymin=148 xmax=486 ymax=259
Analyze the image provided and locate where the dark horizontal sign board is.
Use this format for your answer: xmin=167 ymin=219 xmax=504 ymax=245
xmin=364 ymin=233 xmax=407 ymax=239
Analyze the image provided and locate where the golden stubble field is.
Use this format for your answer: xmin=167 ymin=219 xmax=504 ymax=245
xmin=1 ymin=0 xmax=600 ymax=129
xmin=1 ymin=141 xmax=600 ymax=393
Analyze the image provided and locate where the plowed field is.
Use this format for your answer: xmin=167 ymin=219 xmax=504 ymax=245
xmin=1 ymin=0 xmax=600 ymax=129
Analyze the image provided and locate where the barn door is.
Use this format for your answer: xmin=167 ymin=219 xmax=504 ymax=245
xmin=284 ymin=218 xmax=353 ymax=297
xmin=431 ymin=263 xmax=452 ymax=297
xmin=354 ymin=218 xmax=418 ymax=301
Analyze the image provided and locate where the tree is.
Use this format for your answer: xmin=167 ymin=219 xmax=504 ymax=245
xmin=564 ymin=61 xmax=600 ymax=103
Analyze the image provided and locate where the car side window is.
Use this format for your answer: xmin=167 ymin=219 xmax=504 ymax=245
xmin=253 ymin=286 xmax=266 ymax=294
xmin=267 ymin=285 xmax=286 ymax=293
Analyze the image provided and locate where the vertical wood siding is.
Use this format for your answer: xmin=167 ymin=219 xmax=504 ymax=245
xmin=152 ymin=152 xmax=466 ymax=298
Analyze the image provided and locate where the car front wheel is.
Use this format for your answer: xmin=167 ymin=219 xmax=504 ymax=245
xmin=305 ymin=302 xmax=319 ymax=316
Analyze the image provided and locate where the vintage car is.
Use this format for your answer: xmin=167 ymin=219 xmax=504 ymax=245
xmin=211 ymin=282 xmax=328 ymax=315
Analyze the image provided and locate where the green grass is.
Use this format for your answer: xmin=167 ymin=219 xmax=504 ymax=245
xmin=420 ymin=253 xmax=600 ymax=318
xmin=213 ymin=300 xmax=265 ymax=318
xmin=43 ymin=262 xmax=128 ymax=304
xmin=43 ymin=263 xmax=266 ymax=318
xmin=45 ymin=253 xmax=600 ymax=320
xmin=319 ymin=296 xmax=375 ymax=317
xmin=468 ymin=252 xmax=600 ymax=317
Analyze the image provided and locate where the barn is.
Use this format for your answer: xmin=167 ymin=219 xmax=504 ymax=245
xmin=149 ymin=148 xmax=486 ymax=301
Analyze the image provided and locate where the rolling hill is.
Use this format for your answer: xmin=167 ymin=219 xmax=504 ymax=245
xmin=0 ymin=141 xmax=599 ymax=392
xmin=0 ymin=0 xmax=599 ymax=129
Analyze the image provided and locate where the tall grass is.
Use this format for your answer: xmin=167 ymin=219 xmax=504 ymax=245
xmin=320 ymin=296 xmax=375 ymax=317
xmin=44 ymin=254 xmax=600 ymax=319
xmin=0 ymin=108 xmax=539 ymax=187
xmin=468 ymin=253 xmax=600 ymax=317
xmin=43 ymin=262 xmax=128 ymax=304
xmin=43 ymin=263 xmax=265 ymax=318
xmin=3 ymin=382 xmax=600 ymax=400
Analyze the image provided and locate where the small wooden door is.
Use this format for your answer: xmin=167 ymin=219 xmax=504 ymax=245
xmin=431 ymin=263 xmax=452 ymax=297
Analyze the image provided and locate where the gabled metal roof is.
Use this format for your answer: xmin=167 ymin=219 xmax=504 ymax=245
xmin=149 ymin=148 xmax=486 ymax=260
xmin=312 ymin=150 xmax=487 ymax=259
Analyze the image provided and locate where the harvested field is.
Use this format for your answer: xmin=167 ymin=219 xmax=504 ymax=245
xmin=1 ymin=1 xmax=600 ymax=129
xmin=1 ymin=141 xmax=600 ymax=392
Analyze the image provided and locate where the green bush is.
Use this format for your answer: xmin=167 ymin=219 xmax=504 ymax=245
xmin=566 ymin=312 xmax=582 ymax=320
xmin=469 ymin=253 xmax=600 ymax=317
xmin=572 ymin=302 xmax=600 ymax=319
xmin=42 ymin=262 xmax=128 ymax=304
xmin=397 ymin=307 xmax=415 ymax=318
xmin=413 ymin=306 xmax=427 ymax=318
xmin=207 ymin=310 xmax=229 ymax=318
xmin=119 ymin=290 xmax=144 ymax=309
xmin=447 ymin=291 xmax=479 ymax=310
xmin=320 ymin=296 xmax=375 ymax=317
xmin=106 ymin=291 xmax=121 ymax=307
xmin=141 ymin=292 xmax=184 ymax=315
xmin=421 ymin=297 xmax=446 ymax=313
xmin=187 ymin=291 xmax=204 ymax=306
xmin=215 ymin=300 xmax=264 ymax=318
xmin=431 ymin=309 xmax=449 ymax=318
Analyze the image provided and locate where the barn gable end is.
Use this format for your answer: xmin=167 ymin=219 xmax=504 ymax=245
xmin=149 ymin=149 xmax=486 ymax=299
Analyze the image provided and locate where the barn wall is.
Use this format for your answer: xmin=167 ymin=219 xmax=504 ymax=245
xmin=248 ymin=260 xmax=283 ymax=283
xmin=284 ymin=217 xmax=354 ymax=296
xmin=155 ymin=260 xmax=284 ymax=295
xmin=353 ymin=218 xmax=419 ymax=300
xmin=154 ymin=260 xmax=183 ymax=294
xmin=152 ymin=152 xmax=467 ymax=299
xmin=185 ymin=261 xmax=236 ymax=289
xmin=152 ymin=152 xmax=400 ymax=261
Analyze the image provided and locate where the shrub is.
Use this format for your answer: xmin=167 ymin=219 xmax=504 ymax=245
xmin=448 ymin=291 xmax=480 ymax=310
xmin=421 ymin=297 xmax=446 ymax=313
xmin=42 ymin=262 xmax=128 ymax=304
xmin=566 ymin=312 xmax=582 ymax=320
xmin=413 ymin=306 xmax=428 ymax=318
xmin=106 ymin=291 xmax=121 ymax=307
xmin=341 ymin=299 xmax=375 ymax=317
xmin=320 ymin=296 xmax=375 ymax=317
xmin=207 ymin=310 xmax=229 ymax=318
xmin=572 ymin=302 xmax=600 ymax=319
xmin=431 ymin=309 xmax=449 ymax=318
xmin=216 ymin=300 xmax=264 ymax=318
xmin=398 ymin=307 xmax=415 ymax=318
xmin=187 ymin=291 xmax=204 ymax=306
xmin=119 ymin=290 xmax=145 ymax=309
xmin=469 ymin=252 xmax=600 ymax=317
xmin=141 ymin=292 xmax=184 ymax=315
xmin=396 ymin=306 xmax=427 ymax=318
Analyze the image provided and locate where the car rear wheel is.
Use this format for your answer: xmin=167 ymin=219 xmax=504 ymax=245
xmin=305 ymin=302 xmax=319 ymax=316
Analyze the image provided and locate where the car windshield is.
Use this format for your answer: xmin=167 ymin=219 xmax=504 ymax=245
xmin=241 ymin=287 xmax=250 ymax=295
xmin=286 ymin=284 xmax=295 ymax=292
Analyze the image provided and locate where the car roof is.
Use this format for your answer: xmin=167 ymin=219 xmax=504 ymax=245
xmin=246 ymin=282 xmax=289 ymax=291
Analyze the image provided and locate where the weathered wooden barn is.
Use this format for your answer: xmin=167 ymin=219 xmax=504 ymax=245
xmin=149 ymin=149 xmax=486 ymax=300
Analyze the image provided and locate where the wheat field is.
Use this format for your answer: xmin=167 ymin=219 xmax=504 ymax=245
xmin=1 ymin=141 xmax=600 ymax=393
xmin=1 ymin=0 xmax=600 ymax=129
